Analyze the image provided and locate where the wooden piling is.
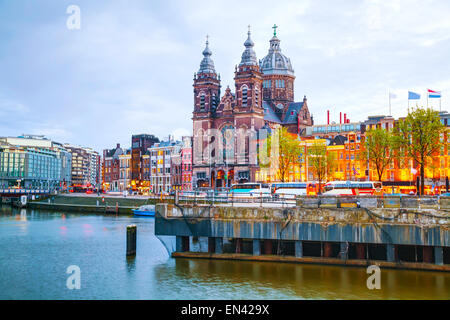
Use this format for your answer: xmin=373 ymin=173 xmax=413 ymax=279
xmin=126 ymin=225 xmax=137 ymax=256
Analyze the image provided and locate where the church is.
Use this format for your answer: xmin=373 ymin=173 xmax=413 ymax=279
xmin=192 ymin=26 xmax=313 ymax=188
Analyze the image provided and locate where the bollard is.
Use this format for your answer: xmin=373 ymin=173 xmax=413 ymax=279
xmin=126 ymin=225 xmax=137 ymax=256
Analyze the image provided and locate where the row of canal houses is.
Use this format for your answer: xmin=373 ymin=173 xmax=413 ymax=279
xmin=102 ymin=135 xmax=193 ymax=194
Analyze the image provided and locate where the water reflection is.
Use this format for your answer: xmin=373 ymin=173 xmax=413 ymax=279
xmin=0 ymin=207 xmax=448 ymax=300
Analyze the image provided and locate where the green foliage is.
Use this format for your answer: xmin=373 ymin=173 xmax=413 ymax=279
xmin=307 ymin=140 xmax=335 ymax=193
xmin=363 ymin=128 xmax=396 ymax=181
xmin=263 ymin=127 xmax=301 ymax=182
xmin=393 ymin=107 xmax=445 ymax=195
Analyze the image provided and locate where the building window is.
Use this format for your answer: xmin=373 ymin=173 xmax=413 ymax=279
xmin=242 ymin=87 xmax=248 ymax=106
xmin=200 ymin=94 xmax=205 ymax=110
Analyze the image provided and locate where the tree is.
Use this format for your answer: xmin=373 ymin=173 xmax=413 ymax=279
xmin=308 ymin=140 xmax=335 ymax=194
xmin=263 ymin=127 xmax=301 ymax=182
xmin=363 ymin=128 xmax=396 ymax=181
xmin=393 ymin=107 xmax=445 ymax=195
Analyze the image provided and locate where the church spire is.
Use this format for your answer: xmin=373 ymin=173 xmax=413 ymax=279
xmin=239 ymin=25 xmax=258 ymax=66
xmin=198 ymin=35 xmax=216 ymax=74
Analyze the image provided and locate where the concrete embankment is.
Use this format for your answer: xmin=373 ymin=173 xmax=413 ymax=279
xmin=155 ymin=202 xmax=450 ymax=271
xmin=27 ymin=195 xmax=158 ymax=214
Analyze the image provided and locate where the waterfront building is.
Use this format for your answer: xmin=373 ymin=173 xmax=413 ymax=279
xmin=64 ymin=144 xmax=100 ymax=187
xmin=131 ymin=134 xmax=159 ymax=191
xmin=102 ymin=143 xmax=123 ymax=191
xmin=0 ymin=135 xmax=72 ymax=190
xmin=181 ymin=136 xmax=193 ymax=191
xmin=171 ymin=150 xmax=182 ymax=192
xmin=192 ymin=26 xmax=313 ymax=189
xmin=119 ymin=150 xmax=131 ymax=192
xmin=148 ymin=138 xmax=182 ymax=194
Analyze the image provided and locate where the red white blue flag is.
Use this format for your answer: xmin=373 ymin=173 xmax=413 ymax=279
xmin=428 ymin=89 xmax=441 ymax=99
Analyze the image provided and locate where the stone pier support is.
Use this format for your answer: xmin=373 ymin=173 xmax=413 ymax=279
xmin=253 ymin=240 xmax=261 ymax=256
xmin=295 ymin=241 xmax=303 ymax=258
xmin=181 ymin=236 xmax=190 ymax=252
xmin=340 ymin=242 xmax=348 ymax=260
xmin=235 ymin=238 xmax=243 ymax=254
xmin=215 ymin=237 xmax=223 ymax=254
xmin=208 ymin=237 xmax=216 ymax=253
xmin=356 ymin=243 xmax=366 ymax=260
xmin=423 ymin=246 xmax=433 ymax=263
xmin=176 ymin=236 xmax=183 ymax=252
xmin=263 ymin=240 xmax=273 ymax=255
xmin=324 ymin=242 xmax=333 ymax=258
xmin=435 ymin=247 xmax=444 ymax=265
xmin=387 ymin=243 xmax=395 ymax=262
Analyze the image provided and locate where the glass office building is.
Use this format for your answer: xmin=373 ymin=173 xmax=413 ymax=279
xmin=0 ymin=136 xmax=72 ymax=190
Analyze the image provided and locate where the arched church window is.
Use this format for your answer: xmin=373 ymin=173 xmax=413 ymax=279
xmin=242 ymin=87 xmax=248 ymax=106
xmin=212 ymin=93 xmax=217 ymax=108
xmin=255 ymin=87 xmax=259 ymax=106
xmin=200 ymin=94 xmax=206 ymax=110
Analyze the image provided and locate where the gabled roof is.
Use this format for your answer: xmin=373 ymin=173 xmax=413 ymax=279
xmin=330 ymin=135 xmax=348 ymax=146
xmin=263 ymin=101 xmax=282 ymax=123
xmin=283 ymin=102 xmax=304 ymax=124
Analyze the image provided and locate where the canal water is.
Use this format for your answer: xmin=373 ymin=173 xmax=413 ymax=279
xmin=0 ymin=207 xmax=448 ymax=300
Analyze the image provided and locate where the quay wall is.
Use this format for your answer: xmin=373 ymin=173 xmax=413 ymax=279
xmin=155 ymin=204 xmax=450 ymax=247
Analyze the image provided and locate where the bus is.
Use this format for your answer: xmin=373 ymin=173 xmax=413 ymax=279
xmin=323 ymin=181 xmax=383 ymax=196
xmin=230 ymin=183 xmax=271 ymax=197
xmin=271 ymin=182 xmax=318 ymax=198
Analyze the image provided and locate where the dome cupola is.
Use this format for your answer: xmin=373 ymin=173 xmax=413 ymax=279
xmin=260 ymin=25 xmax=294 ymax=76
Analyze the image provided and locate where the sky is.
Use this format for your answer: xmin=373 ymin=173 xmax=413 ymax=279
xmin=1 ymin=0 xmax=450 ymax=152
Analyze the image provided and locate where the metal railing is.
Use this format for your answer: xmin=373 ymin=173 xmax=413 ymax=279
xmin=173 ymin=191 xmax=450 ymax=210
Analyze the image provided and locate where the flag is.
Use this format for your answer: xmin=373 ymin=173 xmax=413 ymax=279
xmin=408 ymin=91 xmax=421 ymax=100
xmin=428 ymin=89 xmax=441 ymax=99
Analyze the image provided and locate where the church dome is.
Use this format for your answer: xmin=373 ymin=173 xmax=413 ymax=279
xmin=260 ymin=29 xmax=294 ymax=76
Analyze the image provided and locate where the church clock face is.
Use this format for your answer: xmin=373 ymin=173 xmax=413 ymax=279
xmin=276 ymin=103 xmax=284 ymax=110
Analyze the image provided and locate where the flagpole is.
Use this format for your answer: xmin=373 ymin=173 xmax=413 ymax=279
xmin=427 ymin=89 xmax=429 ymax=109
xmin=408 ymin=94 xmax=410 ymax=113
xmin=389 ymin=90 xmax=391 ymax=116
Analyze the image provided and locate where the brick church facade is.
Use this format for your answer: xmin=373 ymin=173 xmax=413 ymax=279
xmin=192 ymin=26 xmax=313 ymax=189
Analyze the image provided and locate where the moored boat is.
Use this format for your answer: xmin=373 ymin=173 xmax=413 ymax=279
xmin=132 ymin=204 xmax=155 ymax=217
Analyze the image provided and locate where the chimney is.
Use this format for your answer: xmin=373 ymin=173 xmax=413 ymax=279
xmin=344 ymin=113 xmax=347 ymax=123
xmin=327 ymin=110 xmax=330 ymax=125
xmin=117 ymin=143 xmax=120 ymax=149
xmin=340 ymin=112 xmax=342 ymax=124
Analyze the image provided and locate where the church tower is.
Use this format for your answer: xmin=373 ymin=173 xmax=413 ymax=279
xmin=260 ymin=25 xmax=295 ymax=113
xmin=234 ymin=26 xmax=264 ymax=114
xmin=193 ymin=37 xmax=221 ymax=117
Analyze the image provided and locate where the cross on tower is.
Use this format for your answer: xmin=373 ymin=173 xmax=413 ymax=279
xmin=272 ymin=24 xmax=278 ymax=36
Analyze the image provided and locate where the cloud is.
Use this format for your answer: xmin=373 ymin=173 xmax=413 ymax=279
xmin=1 ymin=0 xmax=450 ymax=149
